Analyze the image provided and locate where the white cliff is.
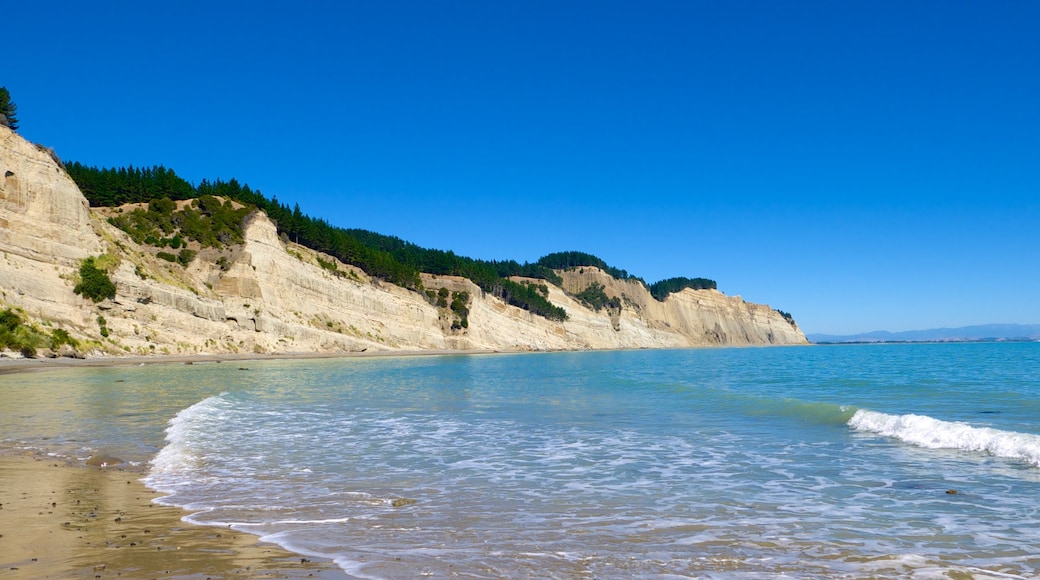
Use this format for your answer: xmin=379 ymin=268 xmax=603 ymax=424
xmin=0 ymin=126 xmax=807 ymax=357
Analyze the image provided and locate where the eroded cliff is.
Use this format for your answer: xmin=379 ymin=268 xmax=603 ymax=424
xmin=0 ymin=127 xmax=807 ymax=357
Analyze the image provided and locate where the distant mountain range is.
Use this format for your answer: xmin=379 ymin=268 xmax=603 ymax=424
xmin=807 ymin=324 xmax=1040 ymax=344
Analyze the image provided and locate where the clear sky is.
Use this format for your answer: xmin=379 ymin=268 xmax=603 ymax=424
xmin=5 ymin=1 xmax=1038 ymax=335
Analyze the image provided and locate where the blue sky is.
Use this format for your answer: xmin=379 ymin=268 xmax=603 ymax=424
xmin=6 ymin=1 xmax=1038 ymax=335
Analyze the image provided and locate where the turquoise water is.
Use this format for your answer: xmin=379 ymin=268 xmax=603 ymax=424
xmin=3 ymin=343 xmax=1040 ymax=578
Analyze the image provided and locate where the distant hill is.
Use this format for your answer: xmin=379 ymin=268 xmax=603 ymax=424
xmin=808 ymin=324 xmax=1040 ymax=344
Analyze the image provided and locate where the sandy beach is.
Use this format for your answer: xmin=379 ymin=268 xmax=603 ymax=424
xmin=0 ymin=349 xmax=498 ymax=375
xmin=1 ymin=354 xmax=354 ymax=578
xmin=0 ymin=349 xmax=505 ymax=578
xmin=0 ymin=453 xmax=344 ymax=579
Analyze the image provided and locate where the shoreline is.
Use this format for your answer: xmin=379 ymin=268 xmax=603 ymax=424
xmin=0 ymin=453 xmax=344 ymax=578
xmin=0 ymin=348 xmax=501 ymax=375
xmin=0 ymin=348 xmax=506 ymax=577
xmin=0 ymin=344 xmax=800 ymax=578
xmin=0 ymin=343 xmax=807 ymax=376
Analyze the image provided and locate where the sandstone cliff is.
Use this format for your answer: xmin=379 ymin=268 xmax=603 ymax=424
xmin=0 ymin=126 xmax=807 ymax=357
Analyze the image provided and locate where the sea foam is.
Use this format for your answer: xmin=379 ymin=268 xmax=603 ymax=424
xmin=848 ymin=409 xmax=1040 ymax=467
xmin=144 ymin=394 xmax=229 ymax=491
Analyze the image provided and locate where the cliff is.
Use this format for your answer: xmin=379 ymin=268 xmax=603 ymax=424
xmin=0 ymin=127 xmax=807 ymax=357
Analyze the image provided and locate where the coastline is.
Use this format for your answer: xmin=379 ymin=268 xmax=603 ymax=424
xmin=0 ymin=348 xmax=505 ymax=578
xmin=0 ymin=343 xmax=791 ymax=376
xmin=0 ymin=348 xmax=500 ymax=376
xmin=0 ymin=345 xmax=795 ymax=577
xmin=0 ymin=453 xmax=343 ymax=578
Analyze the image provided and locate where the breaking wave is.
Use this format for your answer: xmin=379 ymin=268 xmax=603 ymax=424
xmin=848 ymin=409 xmax=1040 ymax=467
xmin=143 ymin=394 xmax=230 ymax=497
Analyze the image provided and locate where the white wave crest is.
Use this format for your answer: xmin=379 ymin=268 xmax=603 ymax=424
xmin=848 ymin=410 xmax=1040 ymax=467
xmin=144 ymin=394 xmax=229 ymax=489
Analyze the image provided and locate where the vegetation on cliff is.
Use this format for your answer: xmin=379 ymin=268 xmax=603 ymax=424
xmin=105 ymin=194 xmax=251 ymax=254
xmin=67 ymin=164 xmax=568 ymax=320
xmin=425 ymin=288 xmax=473 ymax=329
xmin=0 ymin=308 xmax=78 ymax=358
xmin=66 ymin=163 xmax=195 ymax=205
xmin=537 ymin=251 xmax=640 ymax=282
xmin=450 ymin=291 xmax=471 ymax=329
xmin=65 ymin=163 xmax=733 ymax=319
xmin=775 ymin=309 xmax=797 ymax=327
xmin=0 ymin=87 xmax=19 ymax=131
xmin=0 ymin=308 xmax=37 ymax=356
xmin=73 ymin=256 xmax=117 ymax=303
xmin=537 ymin=252 xmax=719 ymax=305
xmin=647 ymin=277 xmax=718 ymax=301
xmin=573 ymin=282 xmax=622 ymax=312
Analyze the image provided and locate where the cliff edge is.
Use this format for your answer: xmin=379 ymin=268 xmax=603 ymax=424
xmin=0 ymin=127 xmax=807 ymax=357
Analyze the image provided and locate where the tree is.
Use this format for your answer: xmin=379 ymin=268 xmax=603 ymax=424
xmin=0 ymin=86 xmax=18 ymax=131
xmin=648 ymin=276 xmax=717 ymax=301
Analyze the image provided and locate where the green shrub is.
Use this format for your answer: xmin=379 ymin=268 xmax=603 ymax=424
xmin=498 ymin=280 xmax=567 ymax=321
xmin=0 ymin=310 xmax=20 ymax=351
xmin=450 ymin=292 xmax=470 ymax=318
xmin=50 ymin=328 xmax=78 ymax=349
xmin=148 ymin=197 xmax=177 ymax=215
xmin=177 ymin=248 xmax=196 ymax=267
xmin=449 ymin=291 xmax=470 ymax=329
xmin=156 ymin=251 xmax=177 ymax=262
xmin=74 ymin=257 xmax=116 ymax=302
xmin=316 ymin=256 xmax=338 ymax=272
xmin=0 ymin=309 xmax=49 ymax=355
xmin=573 ymin=282 xmax=620 ymax=312
xmin=776 ymin=309 xmax=796 ymax=326
xmin=0 ymin=308 xmax=21 ymax=332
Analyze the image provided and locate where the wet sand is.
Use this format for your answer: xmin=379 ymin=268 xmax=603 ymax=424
xmin=0 ymin=349 xmax=506 ymax=578
xmin=0 ymin=349 xmax=498 ymax=375
xmin=0 ymin=454 xmax=343 ymax=579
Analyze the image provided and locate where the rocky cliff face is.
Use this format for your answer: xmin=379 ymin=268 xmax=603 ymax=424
xmin=1 ymin=128 xmax=104 ymax=333
xmin=0 ymin=127 xmax=807 ymax=356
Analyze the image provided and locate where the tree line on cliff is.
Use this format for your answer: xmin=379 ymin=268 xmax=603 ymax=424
xmin=66 ymin=163 xmax=568 ymax=321
xmin=65 ymin=163 xmax=719 ymax=320
xmin=535 ymin=251 xmax=717 ymax=299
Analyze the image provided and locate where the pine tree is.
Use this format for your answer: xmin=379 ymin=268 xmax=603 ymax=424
xmin=0 ymin=86 xmax=19 ymax=131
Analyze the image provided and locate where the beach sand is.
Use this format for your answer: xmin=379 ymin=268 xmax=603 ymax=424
xmin=0 ymin=349 xmax=496 ymax=375
xmin=0 ymin=350 xmax=498 ymax=578
xmin=0 ymin=454 xmax=344 ymax=579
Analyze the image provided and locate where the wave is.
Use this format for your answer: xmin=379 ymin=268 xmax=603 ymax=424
xmin=143 ymin=393 xmax=229 ymax=494
xmin=848 ymin=410 xmax=1040 ymax=467
xmin=192 ymin=516 xmax=353 ymax=527
xmin=765 ymin=399 xmax=859 ymax=426
xmin=692 ymin=387 xmax=860 ymax=427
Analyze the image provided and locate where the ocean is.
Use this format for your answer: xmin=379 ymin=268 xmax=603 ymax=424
xmin=3 ymin=343 xmax=1040 ymax=578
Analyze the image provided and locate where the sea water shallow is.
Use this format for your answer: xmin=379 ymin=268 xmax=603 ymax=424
xmin=3 ymin=343 xmax=1040 ymax=578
